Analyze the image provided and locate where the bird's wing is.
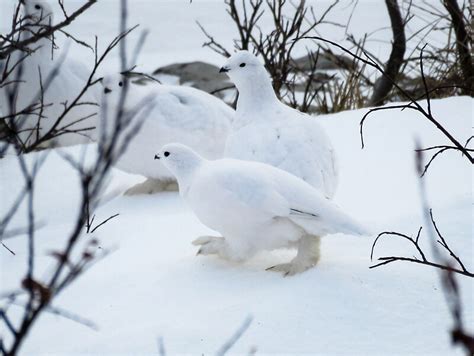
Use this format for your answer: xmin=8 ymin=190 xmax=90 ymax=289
xmin=152 ymin=86 xmax=231 ymax=133
xmin=215 ymin=161 xmax=291 ymax=218
xmin=267 ymin=164 xmax=367 ymax=236
xmin=289 ymin=208 xmax=319 ymax=219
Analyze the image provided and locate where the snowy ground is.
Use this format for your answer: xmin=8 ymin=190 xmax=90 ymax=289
xmin=1 ymin=96 xmax=472 ymax=355
xmin=1 ymin=0 xmax=472 ymax=354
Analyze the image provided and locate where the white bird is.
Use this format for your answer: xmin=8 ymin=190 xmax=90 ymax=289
xmin=0 ymin=0 xmax=100 ymax=149
xmin=101 ymin=74 xmax=234 ymax=194
xmin=156 ymin=143 xmax=367 ymax=276
xmin=221 ymin=51 xmax=338 ymax=198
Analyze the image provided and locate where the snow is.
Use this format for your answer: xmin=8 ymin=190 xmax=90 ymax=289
xmin=1 ymin=96 xmax=472 ymax=354
xmin=0 ymin=0 xmax=472 ymax=354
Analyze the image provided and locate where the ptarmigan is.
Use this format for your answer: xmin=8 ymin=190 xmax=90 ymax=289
xmin=101 ymin=74 xmax=234 ymax=194
xmin=156 ymin=143 xmax=367 ymax=276
xmin=0 ymin=0 xmax=100 ymax=149
xmin=221 ymin=51 xmax=338 ymax=198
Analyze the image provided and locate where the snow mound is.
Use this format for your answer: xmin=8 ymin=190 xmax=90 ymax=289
xmin=0 ymin=96 xmax=472 ymax=354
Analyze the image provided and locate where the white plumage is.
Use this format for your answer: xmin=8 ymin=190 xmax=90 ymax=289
xmin=221 ymin=51 xmax=338 ymax=198
xmin=101 ymin=74 xmax=234 ymax=194
xmin=157 ymin=143 xmax=367 ymax=275
xmin=0 ymin=0 xmax=100 ymax=148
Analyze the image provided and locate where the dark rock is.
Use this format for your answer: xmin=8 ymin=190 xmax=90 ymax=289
xmin=147 ymin=56 xmax=354 ymax=102
xmin=152 ymin=61 xmax=233 ymax=97
xmin=292 ymin=52 xmax=356 ymax=71
xmin=293 ymin=72 xmax=333 ymax=92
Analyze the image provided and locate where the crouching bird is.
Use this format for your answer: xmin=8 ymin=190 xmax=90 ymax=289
xmin=155 ymin=143 xmax=368 ymax=276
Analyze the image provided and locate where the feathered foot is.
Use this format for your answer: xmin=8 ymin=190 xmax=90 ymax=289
xmin=192 ymin=235 xmax=226 ymax=256
xmin=124 ymin=178 xmax=177 ymax=195
xmin=267 ymin=235 xmax=321 ymax=276
xmin=163 ymin=181 xmax=178 ymax=191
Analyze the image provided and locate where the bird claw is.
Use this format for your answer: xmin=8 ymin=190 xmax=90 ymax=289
xmin=266 ymin=262 xmax=313 ymax=276
xmin=192 ymin=235 xmax=215 ymax=246
xmin=266 ymin=265 xmax=290 ymax=277
xmin=192 ymin=236 xmax=225 ymax=256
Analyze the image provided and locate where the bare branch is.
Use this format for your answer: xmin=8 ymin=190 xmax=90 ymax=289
xmin=216 ymin=315 xmax=253 ymax=356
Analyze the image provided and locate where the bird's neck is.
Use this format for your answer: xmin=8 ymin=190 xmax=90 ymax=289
xmin=172 ymin=160 xmax=203 ymax=196
xmin=176 ymin=173 xmax=194 ymax=197
xmin=235 ymin=70 xmax=279 ymax=115
xmin=21 ymin=25 xmax=52 ymax=58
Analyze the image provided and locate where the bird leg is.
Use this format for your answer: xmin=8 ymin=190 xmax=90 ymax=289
xmin=193 ymin=236 xmax=257 ymax=263
xmin=267 ymin=235 xmax=321 ymax=276
xmin=192 ymin=235 xmax=226 ymax=257
xmin=163 ymin=181 xmax=178 ymax=191
xmin=124 ymin=178 xmax=177 ymax=195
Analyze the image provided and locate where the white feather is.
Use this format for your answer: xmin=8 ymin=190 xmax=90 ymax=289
xmin=221 ymin=51 xmax=338 ymax=198
xmin=100 ymin=74 xmax=234 ymax=181
xmin=158 ymin=143 xmax=368 ymax=270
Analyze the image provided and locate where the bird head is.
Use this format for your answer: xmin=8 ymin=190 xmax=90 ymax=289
xmin=219 ymin=50 xmax=267 ymax=88
xmin=100 ymin=73 xmax=128 ymax=95
xmin=154 ymin=143 xmax=203 ymax=178
xmin=21 ymin=0 xmax=53 ymax=25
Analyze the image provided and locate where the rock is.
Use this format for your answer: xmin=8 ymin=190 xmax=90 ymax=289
xmin=291 ymin=52 xmax=356 ymax=71
xmin=123 ymin=72 xmax=160 ymax=86
xmin=152 ymin=61 xmax=233 ymax=97
xmin=144 ymin=56 xmax=352 ymax=103
xmin=397 ymin=74 xmax=447 ymax=99
xmin=292 ymin=72 xmax=333 ymax=92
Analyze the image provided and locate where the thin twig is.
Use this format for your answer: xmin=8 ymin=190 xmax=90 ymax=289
xmin=216 ymin=316 xmax=253 ymax=356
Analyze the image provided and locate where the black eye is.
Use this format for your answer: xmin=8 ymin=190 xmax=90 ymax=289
xmin=35 ymin=4 xmax=41 ymax=9
xmin=118 ymin=81 xmax=123 ymax=87
xmin=239 ymin=63 xmax=246 ymax=67
xmin=164 ymin=151 xmax=170 ymax=157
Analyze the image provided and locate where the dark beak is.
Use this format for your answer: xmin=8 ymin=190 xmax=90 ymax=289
xmin=154 ymin=154 xmax=160 ymax=160
xmin=104 ymin=87 xmax=112 ymax=94
xmin=219 ymin=66 xmax=229 ymax=73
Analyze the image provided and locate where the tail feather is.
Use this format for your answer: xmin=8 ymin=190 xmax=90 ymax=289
xmin=289 ymin=206 xmax=370 ymax=237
